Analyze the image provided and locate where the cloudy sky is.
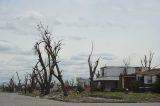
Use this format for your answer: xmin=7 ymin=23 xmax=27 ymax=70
xmin=0 ymin=0 xmax=160 ymax=83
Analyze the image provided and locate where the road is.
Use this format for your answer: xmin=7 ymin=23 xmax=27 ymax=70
xmin=0 ymin=93 xmax=160 ymax=106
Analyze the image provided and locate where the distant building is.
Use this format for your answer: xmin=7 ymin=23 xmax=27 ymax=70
xmin=76 ymin=77 xmax=90 ymax=89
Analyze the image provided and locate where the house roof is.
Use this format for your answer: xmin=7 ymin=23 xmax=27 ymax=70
xmin=101 ymin=66 xmax=148 ymax=69
xmin=139 ymin=68 xmax=160 ymax=75
xmin=94 ymin=76 xmax=119 ymax=81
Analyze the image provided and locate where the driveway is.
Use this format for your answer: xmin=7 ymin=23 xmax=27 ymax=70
xmin=0 ymin=93 xmax=160 ymax=106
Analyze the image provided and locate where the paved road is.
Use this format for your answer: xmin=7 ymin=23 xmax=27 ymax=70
xmin=0 ymin=93 xmax=160 ymax=106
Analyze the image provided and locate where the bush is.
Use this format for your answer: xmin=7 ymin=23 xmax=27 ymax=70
xmin=76 ymin=85 xmax=84 ymax=93
xmin=129 ymin=80 xmax=142 ymax=92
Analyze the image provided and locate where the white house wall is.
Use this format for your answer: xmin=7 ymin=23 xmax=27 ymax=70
xmin=95 ymin=76 xmax=119 ymax=81
xmin=127 ymin=67 xmax=136 ymax=74
xmin=144 ymin=76 xmax=149 ymax=84
xmin=152 ymin=76 xmax=157 ymax=83
xmin=100 ymin=67 xmax=136 ymax=77
xmin=100 ymin=67 xmax=124 ymax=77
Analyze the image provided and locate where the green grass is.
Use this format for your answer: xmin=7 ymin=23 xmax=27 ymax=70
xmin=89 ymin=92 xmax=160 ymax=102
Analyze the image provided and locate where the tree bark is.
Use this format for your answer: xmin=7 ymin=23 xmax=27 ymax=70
xmin=59 ymin=78 xmax=68 ymax=96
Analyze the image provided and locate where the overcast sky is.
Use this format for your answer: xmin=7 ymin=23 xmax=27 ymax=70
xmin=0 ymin=0 xmax=160 ymax=83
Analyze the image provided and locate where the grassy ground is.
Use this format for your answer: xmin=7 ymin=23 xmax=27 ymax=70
xmin=90 ymin=92 xmax=160 ymax=102
xmin=47 ymin=91 xmax=160 ymax=102
xmin=19 ymin=90 xmax=160 ymax=103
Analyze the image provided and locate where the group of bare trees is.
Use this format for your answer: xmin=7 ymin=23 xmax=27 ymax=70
xmin=33 ymin=24 xmax=100 ymax=94
xmin=2 ymin=71 xmax=37 ymax=94
xmin=1 ymin=24 xmax=67 ymax=96
xmin=122 ymin=51 xmax=155 ymax=74
xmin=2 ymin=77 xmax=15 ymax=92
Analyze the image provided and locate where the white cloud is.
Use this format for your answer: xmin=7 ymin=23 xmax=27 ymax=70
xmin=53 ymin=18 xmax=63 ymax=25
xmin=17 ymin=11 xmax=44 ymax=21
xmin=0 ymin=10 xmax=44 ymax=35
xmin=71 ymin=53 xmax=116 ymax=61
xmin=0 ymin=40 xmax=32 ymax=55
xmin=56 ymin=35 xmax=86 ymax=41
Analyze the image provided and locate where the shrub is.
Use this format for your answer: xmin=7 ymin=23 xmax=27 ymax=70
xmin=129 ymin=80 xmax=142 ymax=92
xmin=76 ymin=85 xmax=84 ymax=93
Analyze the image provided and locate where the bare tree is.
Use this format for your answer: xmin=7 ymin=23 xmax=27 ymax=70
xmin=141 ymin=55 xmax=148 ymax=67
xmin=8 ymin=77 xmax=15 ymax=92
xmin=88 ymin=42 xmax=99 ymax=92
xmin=1 ymin=77 xmax=15 ymax=92
xmin=141 ymin=51 xmax=154 ymax=70
xmin=123 ymin=57 xmax=130 ymax=75
xmin=24 ymin=74 xmax=28 ymax=94
xmin=27 ymin=70 xmax=37 ymax=93
xmin=34 ymin=23 xmax=67 ymax=96
xmin=96 ymin=70 xmax=100 ymax=78
xmin=148 ymin=52 xmax=154 ymax=70
xmin=33 ymin=42 xmax=53 ymax=94
xmin=33 ymin=61 xmax=52 ymax=95
xmin=123 ymin=58 xmax=130 ymax=67
xmin=70 ymin=79 xmax=74 ymax=88
xmin=16 ymin=72 xmax=22 ymax=91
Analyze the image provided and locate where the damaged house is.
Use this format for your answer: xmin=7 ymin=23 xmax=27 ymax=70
xmin=94 ymin=66 xmax=149 ymax=91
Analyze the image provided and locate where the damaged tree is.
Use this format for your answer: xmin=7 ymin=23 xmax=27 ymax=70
xmin=16 ymin=72 xmax=22 ymax=91
xmin=123 ymin=58 xmax=130 ymax=75
xmin=8 ymin=77 xmax=15 ymax=92
xmin=24 ymin=74 xmax=28 ymax=94
xmin=27 ymin=70 xmax=37 ymax=93
xmin=33 ymin=61 xmax=52 ymax=95
xmin=34 ymin=23 xmax=67 ymax=96
xmin=88 ymin=42 xmax=99 ymax=92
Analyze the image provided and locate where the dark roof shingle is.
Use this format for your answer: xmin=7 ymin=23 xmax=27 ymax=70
xmin=140 ymin=68 xmax=160 ymax=75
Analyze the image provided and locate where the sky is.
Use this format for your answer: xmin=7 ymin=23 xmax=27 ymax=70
xmin=0 ymin=0 xmax=160 ymax=83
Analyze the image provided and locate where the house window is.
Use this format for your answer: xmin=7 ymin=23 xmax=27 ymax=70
xmin=137 ymin=76 xmax=141 ymax=80
xmin=137 ymin=76 xmax=144 ymax=82
xmin=102 ymin=68 xmax=104 ymax=76
xmin=147 ymin=76 xmax=152 ymax=84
